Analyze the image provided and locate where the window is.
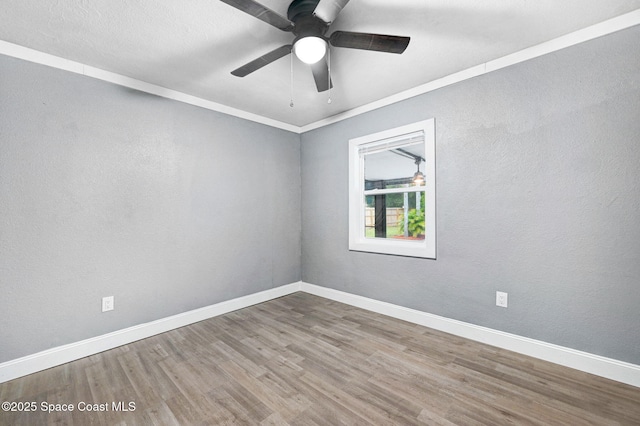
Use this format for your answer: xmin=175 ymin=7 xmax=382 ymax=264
xmin=349 ymin=119 xmax=436 ymax=258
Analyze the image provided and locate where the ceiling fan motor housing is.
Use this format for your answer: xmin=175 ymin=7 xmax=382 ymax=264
xmin=287 ymin=0 xmax=329 ymax=42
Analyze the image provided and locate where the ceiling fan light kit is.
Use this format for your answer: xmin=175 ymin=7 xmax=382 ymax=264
xmin=220 ymin=0 xmax=410 ymax=92
xmin=293 ymin=36 xmax=326 ymax=64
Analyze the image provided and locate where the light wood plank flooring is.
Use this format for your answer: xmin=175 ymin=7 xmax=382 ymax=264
xmin=1 ymin=292 xmax=639 ymax=425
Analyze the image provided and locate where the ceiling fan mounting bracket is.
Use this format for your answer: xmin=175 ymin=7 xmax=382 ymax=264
xmin=287 ymin=0 xmax=329 ymax=40
xmin=287 ymin=0 xmax=321 ymax=22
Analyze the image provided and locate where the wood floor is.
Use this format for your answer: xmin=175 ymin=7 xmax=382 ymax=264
xmin=1 ymin=292 xmax=639 ymax=425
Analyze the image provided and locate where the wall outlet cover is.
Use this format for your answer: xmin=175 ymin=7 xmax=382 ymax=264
xmin=102 ymin=296 xmax=114 ymax=312
xmin=496 ymin=291 xmax=508 ymax=308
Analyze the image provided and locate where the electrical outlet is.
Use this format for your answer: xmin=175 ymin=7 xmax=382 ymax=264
xmin=102 ymin=296 xmax=114 ymax=312
xmin=496 ymin=291 xmax=508 ymax=308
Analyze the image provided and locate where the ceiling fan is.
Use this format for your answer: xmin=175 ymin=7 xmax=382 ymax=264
xmin=220 ymin=0 xmax=411 ymax=92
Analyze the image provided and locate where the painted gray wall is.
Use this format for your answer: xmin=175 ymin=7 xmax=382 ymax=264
xmin=301 ymin=26 xmax=640 ymax=364
xmin=0 ymin=55 xmax=301 ymax=363
xmin=1 ymin=25 xmax=639 ymax=368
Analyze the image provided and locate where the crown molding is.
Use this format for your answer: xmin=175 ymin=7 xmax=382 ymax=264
xmin=0 ymin=40 xmax=300 ymax=133
xmin=1 ymin=9 xmax=639 ymax=134
xmin=299 ymin=9 xmax=640 ymax=132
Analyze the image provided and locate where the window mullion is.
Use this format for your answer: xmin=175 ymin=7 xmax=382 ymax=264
xmin=363 ymin=187 xmax=424 ymax=196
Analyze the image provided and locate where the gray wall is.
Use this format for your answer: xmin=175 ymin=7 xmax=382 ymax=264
xmin=2 ymin=25 xmax=639 ymax=368
xmin=301 ymin=26 xmax=640 ymax=364
xmin=0 ymin=55 xmax=301 ymax=363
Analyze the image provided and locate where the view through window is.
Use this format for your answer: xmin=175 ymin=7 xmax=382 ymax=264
xmin=349 ymin=119 xmax=435 ymax=258
xmin=363 ymin=137 xmax=426 ymax=240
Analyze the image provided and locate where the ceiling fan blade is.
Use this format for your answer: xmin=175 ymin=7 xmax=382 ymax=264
xmin=311 ymin=58 xmax=333 ymax=92
xmin=329 ymin=31 xmax=410 ymax=54
xmin=313 ymin=0 xmax=350 ymax=23
xmin=231 ymin=45 xmax=292 ymax=77
xmin=219 ymin=0 xmax=294 ymax=31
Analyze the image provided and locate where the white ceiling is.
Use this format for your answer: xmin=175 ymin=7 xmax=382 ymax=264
xmin=2 ymin=1 xmax=640 ymax=128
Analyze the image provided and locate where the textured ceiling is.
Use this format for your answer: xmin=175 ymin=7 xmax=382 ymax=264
xmin=2 ymin=0 xmax=640 ymax=127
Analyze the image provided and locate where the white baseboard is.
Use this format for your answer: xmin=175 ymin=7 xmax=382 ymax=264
xmin=3 ymin=281 xmax=639 ymax=389
xmin=0 ymin=282 xmax=302 ymax=384
xmin=300 ymin=282 xmax=640 ymax=388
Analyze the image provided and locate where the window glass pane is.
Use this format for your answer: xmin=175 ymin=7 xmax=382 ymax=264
xmin=364 ymin=141 xmax=426 ymax=190
xmin=364 ymin=192 xmax=426 ymax=240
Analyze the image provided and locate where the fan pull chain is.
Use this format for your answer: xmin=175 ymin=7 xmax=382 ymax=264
xmin=290 ymin=49 xmax=294 ymax=108
xmin=327 ymin=45 xmax=332 ymax=104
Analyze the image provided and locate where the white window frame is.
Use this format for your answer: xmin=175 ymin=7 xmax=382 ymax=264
xmin=348 ymin=119 xmax=436 ymax=259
